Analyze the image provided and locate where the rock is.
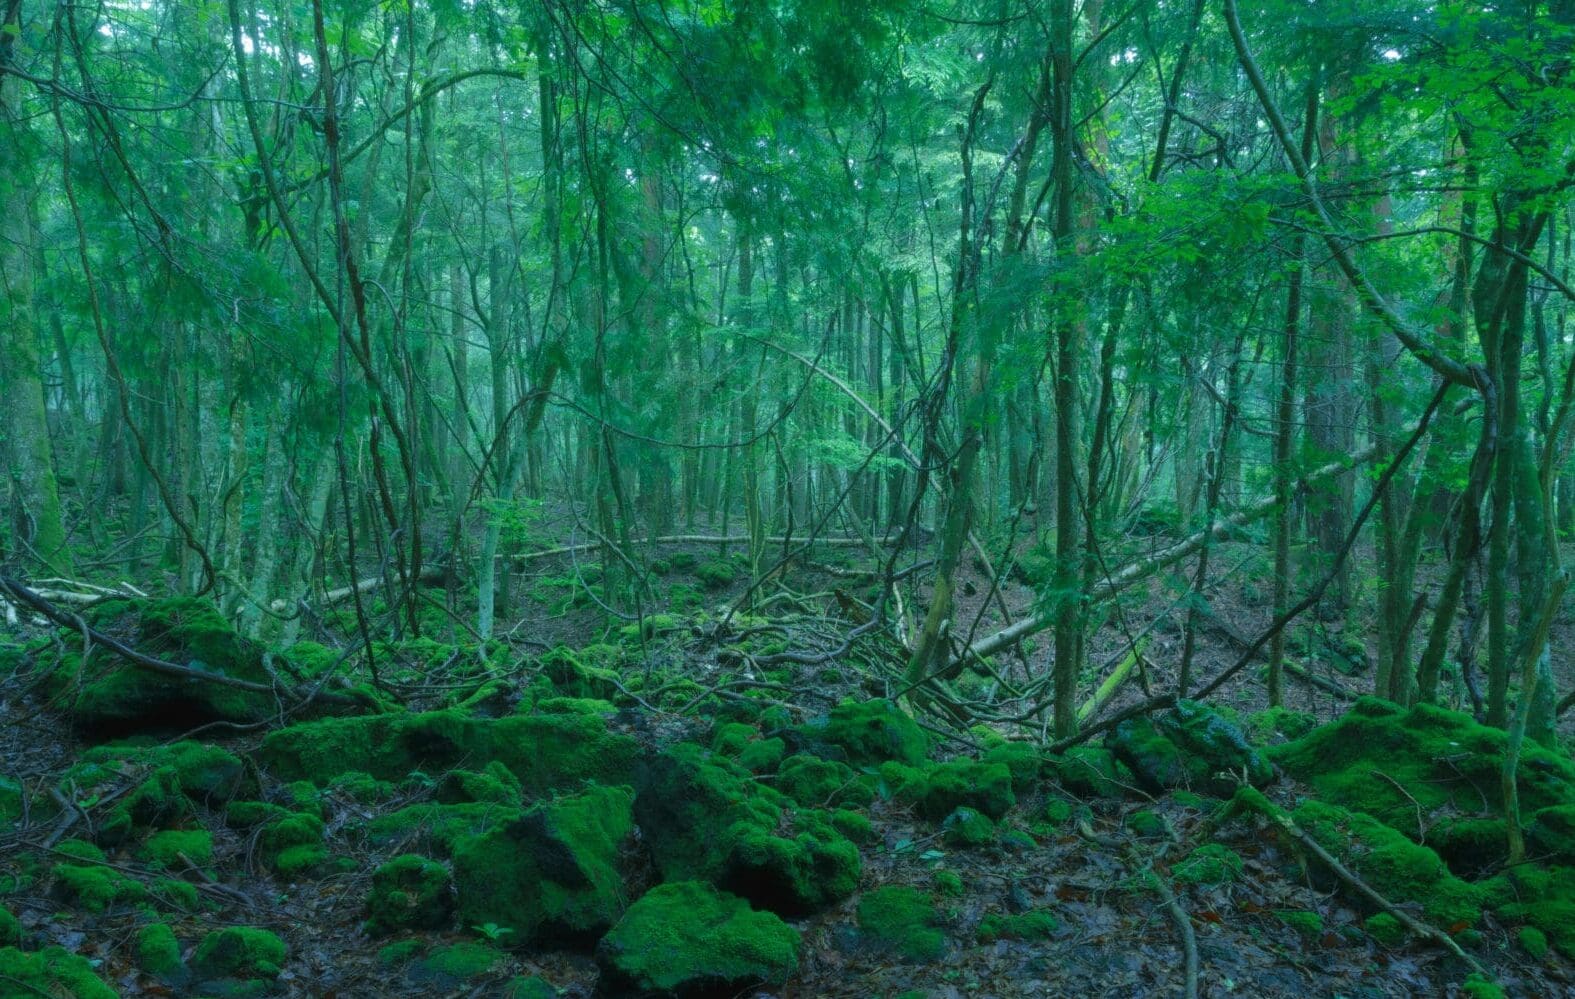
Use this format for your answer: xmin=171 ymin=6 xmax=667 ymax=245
xmin=0 ymin=946 xmax=117 ymax=999
xmin=918 ymin=760 xmax=1014 ymax=819
xmin=634 ymin=745 xmax=860 ymax=915
xmin=982 ymin=742 xmax=1047 ymax=791
xmin=941 ymin=807 xmax=995 ymax=847
xmin=366 ymin=855 xmax=454 ymax=936
xmin=1108 ymin=701 xmax=1269 ymax=795
xmin=454 ymin=784 xmax=634 ymax=945
xmin=596 ymin=882 xmax=800 ymax=998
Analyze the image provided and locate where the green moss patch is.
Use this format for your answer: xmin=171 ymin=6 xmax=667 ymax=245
xmin=976 ymin=909 xmax=1057 ymax=943
xmin=140 ymin=828 xmax=213 ymax=870
xmin=137 ymin=921 xmax=186 ymax=980
xmin=366 ymin=855 xmax=453 ymax=936
xmin=259 ymin=710 xmax=636 ymax=795
xmin=0 ymin=906 xmax=19 ymax=948
xmin=794 ymin=698 xmax=929 ymax=766
xmin=856 ymin=886 xmax=946 ymax=962
xmin=0 ymin=945 xmax=117 ymax=999
xmin=1172 ymin=844 xmax=1242 ymax=887
xmin=1050 ymin=746 xmax=1131 ymax=798
xmin=634 ymin=745 xmax=860 ymax=915
xmin=941 ymin=807 xmax=995 ymax=848
xmin=191 ymin=926 xmax=287 ymax=980
xmin=53 ymin=860 xmax=147 ymax=912
xmin=776 ymin=754 xmax=874 ymax=807
xmin=454 ymin=784 xmax=633 ymax=945
xmin=596 ymin=881 xmax=800 ymax=997
xmin=1108 ymin=700 xmax=1270 ymax=795
xmin=363 ymin=800 xmax=523 ymax=856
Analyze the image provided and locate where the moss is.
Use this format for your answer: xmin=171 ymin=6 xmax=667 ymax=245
xmin=1109 ymin=701 xmax=1270 ymax=796
xmin=365 ymin=855 xmax=453 ymax=936
xmin=504 ymin=976 xmax=559 ymax=999
xmin=259 ymin=710 xmax=637 ymax=795
xmin=934 ymin=870 xmax=964 ymax=897
xmin=619 ymin=613 xmax=685 ymax=641
xmin=0 ymin=946 xmax=117 ymax=999
xmin=1292 ymin=799 xmax=1483 ymax=931
xmin=1428 ymin=817 xmax=1508 ymax=875
xmin=414 ymin=941 xmax=503 ymax=981
xmin=596 ymin=882 xmax=800 ymax=996
xmin=634 ymin=745 xmax=860 ymax=915
xmin=225 ymin=801 xmax=289 ymax=828
xmin=0 ymin=906 xmax=19 ymax=947
xmin=363 ymin=801 xmax=523 ymax=856
xmin=711 ymin=722 xmax=758 ymax=757
xmin=694 ymin=559 xmax=738 ymax=589
xmin=1051 ymin=747 xmax=1130 ymax=798
xmin=436 ymin=762 xmax=522 ymax=806
xmin=777 ymin=755 xmax=874 ymax=807
xmin=737 ymin=738 xmax=786 ymax=774
xmin=982 ymin=742 xmax=1045 ymax=792
xmin=53 ymin=861 xmax=147 ymax=912
xmin=54 ymin=838 xmax=104 ymax=862
xmin=538 ymin=646 xmax=623 ymax=700
xmin=141 ymin=828 xmax=214 ymax=870
xmin=93 ymin=767 xmax=189 ymax=846
xmin=976 ymin=910 xmax=1057 ymax=943
xmin=259 ymin=812 xmax=326 ymax=876
xmin=1487 ymin=865 xmax=1575 ymax=959
xmin=942 ymin=807 xmax=995 ymax=848
xmin=1270 ymin=699 xmax=1575 ymax=861
xmin=1127 ymin=810 xmax=1168 ymax=839
xmin=155 ymin=877 xmax=199 ymax=911
xmin=191 ymin=927 xmax=287 ymax=979
xmin=1275 ymin=910 xmax=1323 ymax=937
xmin=1462 ymin=973 xmax=1506 ymax=999
xmin=1172 ymin=844 xmax=1242 ymax=887
xmin=1364 ymin=912 xmax=1405 ymax=946
xmin=377 ymin=939 xmax=422 ymax=966
xmin=453 ymin=785 xmax=634 ymax=945
xmin=533 ymin=696 xmax=617 ymax=716
xmin=137 ymin=922 xmax=185 ymax=978
xmin=856 ymin=886 xmax=945 ymax=962
xmin=1519 ymin=925 xmax=1549 ymax=960
xmin=830 ymin=808 xmax=873 ymax=843
xmin=1527 ymin=804 xmax=1575 ymax=866
xmin=917 ymin=761 xmax=1014 ymax=820
xmin=1246 ymin=706 xmax=1317 ymax=743
xmin=797 ymin=698 xmax=930 ymax=767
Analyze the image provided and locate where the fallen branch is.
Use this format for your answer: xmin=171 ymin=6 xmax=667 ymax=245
xmin=268 ymin=565 xmax=447 ymax=613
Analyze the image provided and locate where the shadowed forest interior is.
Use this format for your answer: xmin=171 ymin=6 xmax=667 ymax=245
xmin=4 ymin=1 xmax=1575 ymax=996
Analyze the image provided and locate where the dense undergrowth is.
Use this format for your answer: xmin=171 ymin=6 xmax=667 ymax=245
xmin=1 ymin=593 xmax=1573 ymax=997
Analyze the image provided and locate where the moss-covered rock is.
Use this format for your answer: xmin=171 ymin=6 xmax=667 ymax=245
xmin=137 ymin=921 xmax=186 ymax=981
xmin=856 ymin=886 xmax=946 ymax=962
xmin=1484 ymin=864 xmax=1575 ymax=959
xmin=1275 ymin=909 xmax=1323 ymax=937
xmin=737 ymin=737 xmax=786 ymax=774
xmin=976 ymin=909 xmax=1057 ymax=943
xmin=366 ymin=855 xmax=453 ymax=936
xmin=1127 ymin=809 xmax=1169 ymax=839
xmin=634 ymin=745 xmax=859 ymax=915
xmin=1246 ymin=706 xmax=1317 ymax=743
xmin=1519 ymin=925 xmax=1549 ymax=960
xmin=982 ymin=742 xmax=1047 ymax=792
xmin=435 ymin=761 xmax=522 ymax=806
xmin=1292 ymin=799 xmax=1483 ymax=931
xmin=1527 ymin=804 xmax=1575 ymax=866
xmin=191 ymin=926 xmax=287 ymax=980
xmin=45 ymin=598 xmax=290 ymax=733
xmin=942 ymin=807 xmax=995 ymax=848
xmin=503 ymin=976 xmax=559 ymax=999
xmin=140 ymin=828 xmax=214 ymax=870
xmin=53 ymin=858 xmax=148 ymax=912
xmin=795 ymin=698 xmax=929 ymax=766
xmin=596 ymin=882 xmax=800 ymax=998
xmin=410 ymin=941 xmax=504 ymax=983
xmin=258 ymin=710 xmax=636 ymax=795
xmin=0 ymin=905 xmax=20 ymax=947
xmin=1050 ymin=746 xmax=1130 ymax=798
xmin=1270 ymin=699 xmax=1575 ymax=862
xmin=694 ymin=559 xmax=738 ymax=590
xmin=258 ymin=812 xmax=327 ymax=876
xmin=454 ymin=784 xmax=633 ymax=945
xmin=0 ymin=946 xmax=117 ymax=999
xmin=1109 ymin=701 xmax=1270 ymax=796
xmin=776 ymin=754 xmax=874 ymax=807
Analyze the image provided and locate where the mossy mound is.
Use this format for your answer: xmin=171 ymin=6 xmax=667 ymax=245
xmin=595 ymin=881 xmax=800 ymax=998
xmin=1483 ymin=864 xmax=1575 ymax=959
xmin=1173 ymin=844 xmax=1243 ymax=887
xmin=140 ymin=828 xmax=214 ymax=869
xmin=982 ymin=742 xmax=1047 ymax=792
xmin=0 ymin=906 xmax=19 ymax=948
xmin=1269 ymin=698 xmax=1575 ymax=855
xmin=44 ymin=598 xmax=285 ymax=733
xmin=1108 ymin=700 xmax=1270 ymax=795
xmin=538 ymin=646 xmax=623 ymax=701
xmin=191 ymin=926 xmax=287 ymax=980
xmin=258 ymin=709 xmax=637 ymax=794
xmin=453 ymin=784 xmax=634 ymax=945
xmin=1292 ymin=799 xmax=1484 ymax=931
xmin=879 ymin=759 xmax=1016 ymax=820
xmin=976 ymin=909 xmax=1057 ymax=943
xmin=137 ymin=921 xmax=187 ymax=982
xmin=941 ymin=807 xmax=996 ymax=848
xmin=855 ymin=886 xmax=946 ymax=962
xmin=794 ymin=698 xmax=930 ymax=766
xmin=504 ymin=976 xmax=559 ymax=999
xmin=363 ymin=801 xmax=523 ymax=856
xmin=634 ymin=745 xmax=860 ymax=915
xmin=61 ymin=740 xmax=245 ymax=847
xmin=0 ymin=946 xmax=117 ymax=999
xmin=258 ymin=812 xmax=328 ymax=877
xmin=435 ymin=761 xmax=523 ymax=806
xmin=366 ymin=855 xmax=454 ymax=936
xmin=776 ymin=754 xmax=875 ymax=807
xmin=410 ymin=941 xmax=504 ymax=983
xmin=53 ymin=857 xmax=149 ymax=913
xmin=1050 ymin=746 xmax=1131 ymax=798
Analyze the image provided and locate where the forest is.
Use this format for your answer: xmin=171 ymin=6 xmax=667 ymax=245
xmin=3 ymin=0 xmax=1575 ymax=995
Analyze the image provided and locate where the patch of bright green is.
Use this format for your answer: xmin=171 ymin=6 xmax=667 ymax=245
xmin=259 ymin=710 xmax=637 ymax=795
xmin=1110 ymin=701 xmax=1271 ymax=796
xmin=1519 ymin=925 xmax=1549 ymax=960
xmin=1527 ymin=804 xmax=1575 ymax=867
xmin=0 ymin=905 xmax=19 ymax=947
xmin=1042 ymin=797 xmax=1074 ymax=827
xmin=977 ymin=909 xmax=1057 ymax=943
xmin=982 ymin=742 xmax=1045 ymax=791
xmin=934 ymin=870 xmax=964 ymax=897
xmin=154 ymin=878 xmax=199 ymax=911
xmin=855 ymin=886 xmax=945 ymax=962
xmin=694 ymin=560 xmax=738 ymax=589
xmin=619 ymin=613 xmax=683 ymax=641
xmin=503 ymin=976 xmax=559 ymax=999
xmin=137 ymin=922 xmax=184 ymax=978
xmin=224 ymin=800 xmax=289 ymax=828
xmin=454 ymin=784 xmax=633 ymax=944
xmin=1051 ymin=747 xmax=1130 ymax=798
xmin=140 ymin=829 xmax=213 ymax=870
xmin=829 ymin=808 xmax=873 ymax=843
xmin=634 ymin=744 xmax=860 ymax=915
xmin=1462 ymin=973 xmax=1506 ymax=999
xmin=53 ymin=861 xmax=147 ymax=912
xmin=1245 ymin=706 xmax=1317 ymax=743
xmin=1275 ymin=909 xmax=1323 ymax=937
xmin=797 ymin=698 xmax=930 ymax=767
xmin=366 ymin=855 xmax=453 ymax=936
xmin=1292 ymin=799 xmax=1483 ymax=931
xmin=1485 ymin=865 xmax=1575 ymax=959
xmin=596 ymin=882 xmax=800 ymax=995
xmin=895 ymin=760 xmax=1013 ymax=820
xmin=1364 ymin=912 xmax=1405 ymax=946
xmin=436 ymin=761 xmax=522 ymax=806
xmin=1127 ymin=810 xmax=1168 ymax=839
xmin=1173 ymin=844 xmax=1242 ymax=887
xmin=191 ymin=926 xmax=287 ymax=980
xmin=416 ymin=941 xmax=502 ymax=980
xmin=259 ymin=812 xmax=326 ymax=876
xmin=363 ymin=801 xmax=523 ymax=857
xmin=0 ymin=945 xmax=117 ymax=999
xmin=377 ymin=939 xmax=422 ymax=966
xmin=738 ymin=737 xmax=786 ymax=773
xmin=777 ymin=754 xmax=874 ymax=807
xmin=712 ymin=722 xmax=758 ymax=757
xmin=942 ymin=807 xmax=995 ymax=848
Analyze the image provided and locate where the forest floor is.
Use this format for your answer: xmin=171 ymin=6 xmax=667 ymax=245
xmin=2 ymin=528 xmax=1574 ymax=998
